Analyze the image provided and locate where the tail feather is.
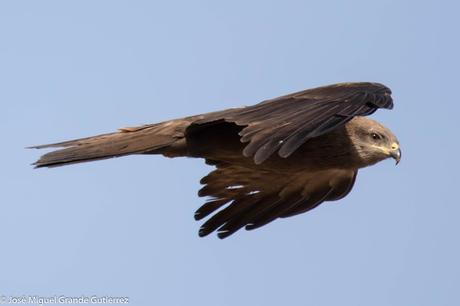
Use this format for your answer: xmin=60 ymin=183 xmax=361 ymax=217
xmin=30 ymin=120 xmax=189 ymax=168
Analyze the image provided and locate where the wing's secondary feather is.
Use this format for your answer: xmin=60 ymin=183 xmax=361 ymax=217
xmin=196 ymin=161 xmax=358 ymax=238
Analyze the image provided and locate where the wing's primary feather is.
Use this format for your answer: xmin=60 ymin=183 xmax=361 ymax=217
xmin=191 ymin=82 xmax=393 ymax=164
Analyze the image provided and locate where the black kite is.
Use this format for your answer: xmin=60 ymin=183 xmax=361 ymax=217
xmin=31 ymin=82 xmax=401 ymax=238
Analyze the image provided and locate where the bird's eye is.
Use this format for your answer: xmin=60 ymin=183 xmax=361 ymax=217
xmin=371 ymin=133 xmax=382 ymax=140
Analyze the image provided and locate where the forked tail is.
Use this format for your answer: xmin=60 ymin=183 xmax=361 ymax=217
xmin=30 ymin=119 xmax=191 ymax=168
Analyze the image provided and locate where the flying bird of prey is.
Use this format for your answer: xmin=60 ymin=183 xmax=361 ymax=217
xmin=31 ymin=82 xmax=401 ymax=239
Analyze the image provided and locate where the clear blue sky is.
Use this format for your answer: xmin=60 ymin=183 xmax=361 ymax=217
xmin=1 ymin=1 xmax=459 ymax=305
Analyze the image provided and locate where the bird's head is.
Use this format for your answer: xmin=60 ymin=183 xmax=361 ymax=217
xmin=347 ymin=116 xmax=401 ymax=167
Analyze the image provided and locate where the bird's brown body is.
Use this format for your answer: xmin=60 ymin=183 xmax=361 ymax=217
xmin=165 ymin=117 xmax=369 ymax=171
xmin=31 ymin=82 xmax=401 ymax=238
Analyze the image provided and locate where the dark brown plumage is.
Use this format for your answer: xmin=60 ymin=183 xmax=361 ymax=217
xmin=30 ymin=82 xmax=401 ymax=239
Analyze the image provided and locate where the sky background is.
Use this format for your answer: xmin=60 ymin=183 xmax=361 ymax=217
xmin=1 ymin=1 xmax=459 ymax=305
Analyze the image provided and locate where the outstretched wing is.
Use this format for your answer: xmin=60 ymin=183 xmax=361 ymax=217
xmin=195 ymin=161 xmax=357 ymax=239
xmin=192 ymin=82 xmax=393 ymax=164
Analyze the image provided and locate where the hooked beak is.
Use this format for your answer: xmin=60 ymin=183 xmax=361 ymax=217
xmin=390 ymin=148 xmax=401 ymax=165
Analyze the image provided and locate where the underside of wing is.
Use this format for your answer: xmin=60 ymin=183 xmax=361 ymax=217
xmin=189 ymin=82 xmax=393 ymax=164
xmin=195 ymin=161 xmax=358 ymax=238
